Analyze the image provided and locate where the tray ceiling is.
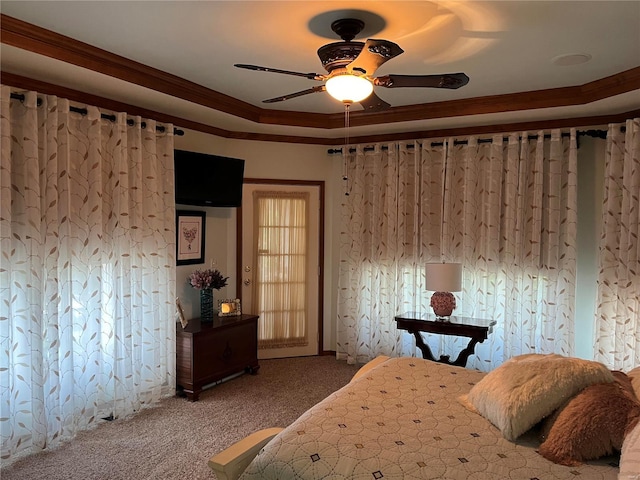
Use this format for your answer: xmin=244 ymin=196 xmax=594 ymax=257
xmin=1 ymin=1 xmax=639 ymax=144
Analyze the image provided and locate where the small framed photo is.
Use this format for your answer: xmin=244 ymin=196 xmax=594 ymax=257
xmin=218 ymin=298 xmax=242 ymax=317
xmin=176 ymin=210 xmax=205 ymax=265
xmin=176 ymin=297 xmax=188 ymax=328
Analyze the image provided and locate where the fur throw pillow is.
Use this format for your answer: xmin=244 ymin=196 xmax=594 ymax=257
xmin=538 ymin=371 xmax=640 ymax=466
xmin=463 ymin=353 xmax=614 ymax=441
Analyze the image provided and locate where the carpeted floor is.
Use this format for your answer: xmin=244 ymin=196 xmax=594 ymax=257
xmin=1 ymin=355 xmax=360 ymax=480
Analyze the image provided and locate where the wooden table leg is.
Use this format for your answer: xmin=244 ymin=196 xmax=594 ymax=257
xmin=411 ymin=330 xmax=481 ymax=368
xmin=411 ymin=331 xmax=436 ymax=362
xmin=451 ymin=338 xmax=480 ymax=367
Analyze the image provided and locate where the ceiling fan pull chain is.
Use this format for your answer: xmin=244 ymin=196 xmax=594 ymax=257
xmin=343 ymin=102 xmax=351 ymax=196
xmin=440 ymin=141 xmax=450 ymax=261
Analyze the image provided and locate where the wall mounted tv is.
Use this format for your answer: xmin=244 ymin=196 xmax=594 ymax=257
xmin=174 ymin=150 xmax=245 ymax=207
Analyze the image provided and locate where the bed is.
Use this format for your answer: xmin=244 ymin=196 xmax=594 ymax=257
xmin=209 ymin=355 xmax=640 ymax=480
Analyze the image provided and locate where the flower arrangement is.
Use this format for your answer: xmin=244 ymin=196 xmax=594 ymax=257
xmin=188 ymin=268 xmax=228 ymax=291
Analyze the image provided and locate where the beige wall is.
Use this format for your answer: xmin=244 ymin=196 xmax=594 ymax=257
xmin=174 ymin=131 xmax=342 ymax=351
xmin=575 ymin=136 xmax=606 ymax=359
xmin=174 ymin=129 xmax=607 ymax=358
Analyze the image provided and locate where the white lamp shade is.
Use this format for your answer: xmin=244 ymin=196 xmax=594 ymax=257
xmin=425 ymin=263 xmax=462 ymax=292
xmin=325 ymin=74 xmax=373 ymax=103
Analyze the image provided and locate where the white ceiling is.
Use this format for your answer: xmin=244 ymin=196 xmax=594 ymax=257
xmin=1 ymin=1 xmax=639 ymax=139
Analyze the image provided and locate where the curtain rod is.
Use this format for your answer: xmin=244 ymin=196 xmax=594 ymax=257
xmin=326 ymin=129 xmax=618 ymax=155
xmin=9 ymin=92 xmax=184 ymax=136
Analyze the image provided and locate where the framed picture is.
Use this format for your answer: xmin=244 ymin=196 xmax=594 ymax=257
xmin=218 ymin=298 xmax=242 ymax=317
xmin=176 ymin=210 xmax=205 ymax=265
xmin=176 ymin=297 xmax=188 ymax=328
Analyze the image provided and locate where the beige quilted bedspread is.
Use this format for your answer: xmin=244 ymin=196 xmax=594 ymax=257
xmin=239 ymin=357 xmax=619 ymax=480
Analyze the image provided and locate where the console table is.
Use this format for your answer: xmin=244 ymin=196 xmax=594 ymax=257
xmin=395 ymin=312 xmax=496 ymax=367
xmin=176 ymin=314 xmax=259 ymax=401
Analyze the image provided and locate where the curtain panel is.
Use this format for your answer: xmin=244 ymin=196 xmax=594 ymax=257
xmin=595 ymin=118 xmax=640 ymax=370
xmin=253 ymin=190 xmax=310 ymax=349
xmin=0 ymin=87 xmax=176 ymax=463
xmin=337 ymin=131 xmax=578 ymax=370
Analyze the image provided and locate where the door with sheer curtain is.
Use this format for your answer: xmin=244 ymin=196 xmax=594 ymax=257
xmin=240 ymin=181 xmax=321 ymax=359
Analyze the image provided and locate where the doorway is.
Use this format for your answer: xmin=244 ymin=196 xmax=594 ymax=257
xmin=238 ymin=180 xmax=323 ymax=359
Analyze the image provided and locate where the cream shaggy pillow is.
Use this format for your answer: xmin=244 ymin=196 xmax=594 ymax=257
xmin=538 ymin=371 xmax=640 ymax=466
xmin=463 ymin=353 xmax=615 ymax=441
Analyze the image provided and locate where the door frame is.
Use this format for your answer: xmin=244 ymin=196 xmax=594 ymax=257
xmin=236 ymin=178 xmax=325 ymax=355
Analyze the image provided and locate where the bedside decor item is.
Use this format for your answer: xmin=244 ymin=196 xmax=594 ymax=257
xmin=425 ymin=262 xmax=462 ymax=319
xmin=176 ymin=297 xmax=188 ymax=328
xmin=176 ymin=210 xmax=206 ymax=265
xmin=219 ymin=298 xmax=242 ymax=317
xmin=188 ymin=268 xmax=229 ymax=322
xmin=200 ymin=289 xmax=215 ymax=322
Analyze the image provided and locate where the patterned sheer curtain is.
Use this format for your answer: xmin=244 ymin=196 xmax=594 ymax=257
xmin=0 ymin=87 xmax=176 ymax=463
xmin=595 ymin=118 xmax=640 ymax=370
xmin=254 ymin=191 xmax=309 ymax=349
xmin=337 ymin=130 xmax=578 ymax=370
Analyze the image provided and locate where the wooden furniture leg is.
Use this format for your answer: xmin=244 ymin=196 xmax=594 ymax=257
xmin=412 ymin=330 xmax=481 ymax=367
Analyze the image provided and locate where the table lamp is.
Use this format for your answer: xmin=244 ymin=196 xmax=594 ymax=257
xmin=425 ymin=263 xmax=462 ymax=320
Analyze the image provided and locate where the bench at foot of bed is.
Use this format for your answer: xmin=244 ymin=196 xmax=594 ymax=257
xmin=208 ymin=427 xmax=284 ymax=480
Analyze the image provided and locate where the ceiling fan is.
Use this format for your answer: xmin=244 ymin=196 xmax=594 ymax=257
xmin=235 ymin=18 xmax=469 ymax=112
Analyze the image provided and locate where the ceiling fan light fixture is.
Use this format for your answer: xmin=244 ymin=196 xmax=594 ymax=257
xmin=235 ymin=17 xmax=469 ymax=109
xmin=326 ymin=73 xmax=373 ymax=103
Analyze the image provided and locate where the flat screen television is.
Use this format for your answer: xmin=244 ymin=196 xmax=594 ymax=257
xmin=174 ymin=150 xmax=245 ymax=207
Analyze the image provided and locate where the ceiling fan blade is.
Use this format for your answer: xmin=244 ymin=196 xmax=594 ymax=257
xmin=234 ymin=64 xmax=325 ymax=81
xmin=358 ymin=91 xmax=391 ymax=112
xmin=346 ymin=39 xmax=404 ymax=76
xmin=263 ymin=86 xmax=326 ymax=103
xmin=374 ymin=73 xmax=470 ymax=89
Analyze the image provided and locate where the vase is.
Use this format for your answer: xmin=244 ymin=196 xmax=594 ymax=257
xmin=430 ymin=291 xmax=456 ymax=320
xmin=200 ymin=288 xmax=214 ymax=322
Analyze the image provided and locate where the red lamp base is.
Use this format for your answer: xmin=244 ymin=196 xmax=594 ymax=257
xmin=430 ymin=291 xmax=456 ymax=319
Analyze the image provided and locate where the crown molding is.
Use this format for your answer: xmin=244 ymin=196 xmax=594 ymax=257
xmin=345 ymin=67 xmax=640 ymax=128
xmin=4 ymin=71 xmax=638 ymax=147
xmin=0 ymin=14 xmax=262 ymax=121
xmin=2 ymin=13 xmax=639 ymax=133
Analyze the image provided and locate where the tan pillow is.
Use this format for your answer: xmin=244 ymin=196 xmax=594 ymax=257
xmin=620 ymin=415 xmax=640 ymax=478
xmin=463 ymin=353 xmax=614 ymax=441
xmin=538 ymin=371 xmax=640 ymax=466
xmin=627 ymin=366 xmax=640 ymax=400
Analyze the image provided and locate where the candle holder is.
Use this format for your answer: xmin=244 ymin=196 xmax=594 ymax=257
xmin=218 ymin=298 xmax=242 ymax=317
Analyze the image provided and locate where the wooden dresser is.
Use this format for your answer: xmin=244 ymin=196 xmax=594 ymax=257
xmin=176 ymin=314 xmax=259 ymax=401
